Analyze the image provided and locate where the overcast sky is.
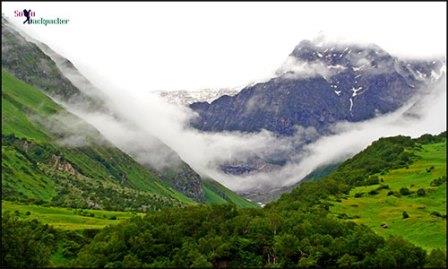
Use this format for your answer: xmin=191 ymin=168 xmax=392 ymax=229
xmin=2 ymin=2 xmax=447 ymax=92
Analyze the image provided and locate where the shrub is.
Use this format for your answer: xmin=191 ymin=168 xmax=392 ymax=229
xmin=399 ymin=187 xmax=411 ymax=196
xmin=430 ymin=176 xmax=446 ymax=187
xmin=430 ymin=211 xmax=443 ymax=218
xmin=416 ymin=188 xmax=425 ymax=196
xmin=354 ymin=192 xmax=364 ymax=198
xmin=365 ymin=176 xmax=380 ymax=186
xmin=387 ymin=191 xmax=394 ymax=196
xmin=369 ymin=189 xmax=379 ymax=195
xmin=337 ymin=254 xmax=357 ymax=268
xmin=402 ymin=211 xmax=409 ymax=219
xmin=426 ymin=249 xmax=446 ymax=268
xmin=426 ymin=166 xmax=434 ymax=173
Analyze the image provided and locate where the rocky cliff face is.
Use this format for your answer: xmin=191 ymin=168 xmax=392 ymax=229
xmin=50 ymin=155 xmax=78 ymax=176
xmin=158 ymin=163 xmax=205 ymax=202
xmin=190 ymin=40 xmax=444 ymax=136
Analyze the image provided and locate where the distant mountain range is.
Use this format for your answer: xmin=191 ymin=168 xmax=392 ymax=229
xmin=186 ymin=39 xmax=445 ymax=193
xmin=190 ymin=40 xmax=444 ymax=136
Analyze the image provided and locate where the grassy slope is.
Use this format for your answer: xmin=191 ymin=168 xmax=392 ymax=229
xmin=330 ymin=141 xmax=446 ymax=251
xmin=2 ymin=200 xmax=139 ymax=230
xmin=203 ymin=180 xmax=258 ymax=208
xmin=2 ymin=69 xmax=194 ymax=206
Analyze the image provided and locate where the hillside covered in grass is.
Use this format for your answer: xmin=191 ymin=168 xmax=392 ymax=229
xmin=2 ymin=69 xmax=194 ymax=210
xmin=330 ymin=140 xmax=446 ymax=250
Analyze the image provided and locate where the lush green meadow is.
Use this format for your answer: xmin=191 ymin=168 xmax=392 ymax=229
xmin=331 ymin=141 xmax=446 ymax=251
xmin=2 ymin=200 xmax=140 ymax=230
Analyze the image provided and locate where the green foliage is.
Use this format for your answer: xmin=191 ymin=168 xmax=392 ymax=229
xmin=399 ymin=187 xmax=411 ymax=196
xmin=68 ymin=199 xmax=430 ymax=268
xmin=337 ymin=254 xmax=357 ymax=268
xmin=331 ymin=140 xmax=446 ymax=251
xmin=362 ymin=175 xmax=380 ymax=186
xmin=425 ymin=249 xmax=446 ymax=268
xmin=369 ymin=189 xmax=379 ymax=195
xmin=430 ymin=176 xmax=446 ymax=187
xmin=402 ymin=211 xmax=410 ymax=219
xmin=202 ymin=180 xmax=258 ymax=208
xmin=2 ymin=212 xmax=56 ymax=267
xmin=363 ymin=236 xmax=427 ymax=268
xmin=417 ymin=188 xmax=426 ymax=196
xmin=415 ymin=132 xmax=446 ymax=144
xmin=430 ymin=211 xmax=445 ymax=218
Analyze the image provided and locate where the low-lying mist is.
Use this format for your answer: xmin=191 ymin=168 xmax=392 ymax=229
xmin=57 ymin=69 xmax=446 ymax=194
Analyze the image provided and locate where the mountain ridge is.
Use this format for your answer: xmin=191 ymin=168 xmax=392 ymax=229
xmin=190 ymin=40 xmax=444 ymax=136
xmin=1 ymin=17 xmax=254 ymax=207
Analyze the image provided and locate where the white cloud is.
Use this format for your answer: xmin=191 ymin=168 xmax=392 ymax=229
xmin=1 ymin=2 xmax=446 ymax=92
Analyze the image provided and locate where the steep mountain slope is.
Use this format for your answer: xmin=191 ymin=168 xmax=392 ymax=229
xmin=202 ymin=180 xmax=258 ymax=208
xmin=1 ymin=18 xmax=98 ymax=108
xmin=190 ymin=40 xmax=444 ymax=136
xmin=2 ymin=69 xmax=194 ymax=210
xmin=1 ymin=17 xmax=252 ymax=205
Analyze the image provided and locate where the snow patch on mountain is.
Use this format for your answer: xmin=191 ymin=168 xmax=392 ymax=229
xmin=159 ymin=88 xmax=239 ymax=105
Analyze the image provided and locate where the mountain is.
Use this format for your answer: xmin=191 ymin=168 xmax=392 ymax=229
xmin=159 ymin=88 xmax=239 ymax=106
xmin=1 ymin=17 xmax=254 ymax=206
xmin=1 ymin=17 xmax=99 ymax=110
xmin=2 ymin=69 xmax=193 ymax=210
xmin=190 ymin=40 xmax=445 ymax=136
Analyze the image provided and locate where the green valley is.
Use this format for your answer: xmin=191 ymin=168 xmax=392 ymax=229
xmin=1 ymin=12 xmax=446 ymax=269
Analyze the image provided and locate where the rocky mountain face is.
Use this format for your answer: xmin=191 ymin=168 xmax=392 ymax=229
xmin=157 ymin=163 xmax=205 ymax=202
xmin=1 ymin=17 xmax=214 ymax=203
xmin=190 ymin=40 xmax=445 ymax=136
